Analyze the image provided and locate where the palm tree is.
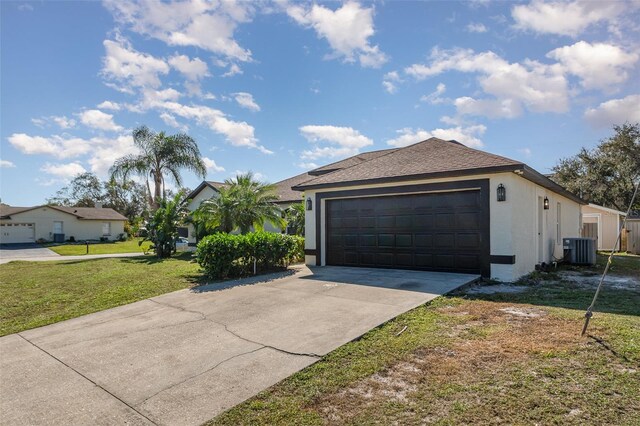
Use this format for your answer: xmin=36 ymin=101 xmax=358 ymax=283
xmin=192 ymin=172 xmax=284 ymax=235
xmin=142 ymin=191 xmax=190 ymax=258
xmin=110 ymin=126 xmax=206 ymax=210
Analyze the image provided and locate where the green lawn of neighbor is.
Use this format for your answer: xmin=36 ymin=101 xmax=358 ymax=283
xmin=210 ymin=254 xmax=640 ymax=426
xmin=0 ymin=254 xmax=201 ymax=336
xmin=46 ymin=238 xmax=152 ymax=255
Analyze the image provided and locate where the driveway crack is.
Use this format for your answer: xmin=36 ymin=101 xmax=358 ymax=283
xmin=148 ymin=298 xmax=323 ymax=359
xmin=16 ymin=334 xmax=158 ymax=425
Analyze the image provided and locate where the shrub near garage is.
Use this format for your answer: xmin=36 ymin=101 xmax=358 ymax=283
xmin=196 ymin=232 xmax=303 ymax=279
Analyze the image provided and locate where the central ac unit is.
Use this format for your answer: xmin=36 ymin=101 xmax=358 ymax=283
xmin=563 ymin=237 xmax=596 ymax=265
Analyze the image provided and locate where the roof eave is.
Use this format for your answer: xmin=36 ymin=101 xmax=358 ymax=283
xmin=293 ymin=165 xmax=522 ymax=191
xmin=521 ymin=165 xmax=587 ymax=205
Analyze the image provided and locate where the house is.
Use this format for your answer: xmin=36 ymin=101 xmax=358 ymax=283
xmin=292 ymin=138 xmax=586 ymax=282
xmin=581 ymin=204 xmax=626 ymax=251
xmin=184 ymin=149 xmax=398 ymax=241
xmin=0 ymin=204 xmax=128 ymax=244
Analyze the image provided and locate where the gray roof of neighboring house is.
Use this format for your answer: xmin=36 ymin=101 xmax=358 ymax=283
xmin=272 ymin=150 xmax=400 ymax=203
xmin=0 ymin=205 xmax=128 ymax=220
xmin=185 ymin=181 xmax=227 ymax=202
xmin=292 ymin=138 xmax=585 ymax=204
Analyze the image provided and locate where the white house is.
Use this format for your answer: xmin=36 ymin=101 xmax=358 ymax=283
xmin=0 ymin=204 xmax=127 ymax=244
xmin=581 ymin=203 xmax=626 ymax=251
xmin=293 ymin=138 xmax=585 ymax=282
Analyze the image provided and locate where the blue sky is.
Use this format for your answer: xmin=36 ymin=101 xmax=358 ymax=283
xmin=1 ymin=0 xmax=639 ymax=206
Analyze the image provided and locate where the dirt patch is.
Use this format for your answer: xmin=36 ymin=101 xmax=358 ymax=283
xmin=465 ymin=284 xmax=529 ymax=295
xmin=313 ymin=301 xmax=586 ymax=423
xmin=559 ymin=270 xmax=640 ymax=290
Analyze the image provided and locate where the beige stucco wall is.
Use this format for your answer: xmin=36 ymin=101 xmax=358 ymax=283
xmin=581 ymin=205 xmax=623 ymax=250
xmin=2 ymin=207 xmax=125 ymax=241
xmin=304 ymin=171 xmax=582 ymax=282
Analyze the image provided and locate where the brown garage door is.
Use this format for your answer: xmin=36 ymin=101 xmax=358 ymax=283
xmin=326 ymin=190 xmax=488 ymax=274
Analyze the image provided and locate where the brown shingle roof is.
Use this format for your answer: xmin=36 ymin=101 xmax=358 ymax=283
xmin=294 ymin=138 xmax=523 ymax=190
xmin=309 ymin=148 xmax=399 ymax=175
xmin=0 ymin=205 xmax=128 ymax=220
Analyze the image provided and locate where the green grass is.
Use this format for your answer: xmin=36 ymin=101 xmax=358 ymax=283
xmin=46 ymin=238 xmax=152 ymax=255
xmin=0 ymin=253 xmax=202 ymax=336
xmin=210 ymin=258 xmax=640 ymax=426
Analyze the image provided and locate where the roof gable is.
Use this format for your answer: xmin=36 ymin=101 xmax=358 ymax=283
xmin=1 ymin=205 xmax=128 ymax=221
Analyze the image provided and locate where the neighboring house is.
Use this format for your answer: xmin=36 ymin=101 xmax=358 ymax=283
xmin=184 ymin=150 xmax=398 ymax=241
xmin=0 ymin=204 xmax=127 ymax=244
xmin=293 ymin=138 xmax=586 ymax=282
xmin=581 ymin=204 xmax=626 ymax=251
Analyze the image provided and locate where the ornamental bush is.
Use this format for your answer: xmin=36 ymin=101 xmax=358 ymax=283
xmin=196 ymin=232 xmax=304 ymax=279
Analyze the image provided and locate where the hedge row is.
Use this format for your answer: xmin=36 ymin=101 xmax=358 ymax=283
xmin=196 ymin=232 xmax=304 ymax=279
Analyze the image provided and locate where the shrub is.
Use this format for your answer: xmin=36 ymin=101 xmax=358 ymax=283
xmin=196 ymin=232 xmax=304 ymax=279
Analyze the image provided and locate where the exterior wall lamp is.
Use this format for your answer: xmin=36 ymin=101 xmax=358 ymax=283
xmin=497 ymin=184 xmax=506 ymax=202
xmin=306 ymin=197 xmax=313 ymax=211
xmin=543 ymin=196 xmax=550 ymax=210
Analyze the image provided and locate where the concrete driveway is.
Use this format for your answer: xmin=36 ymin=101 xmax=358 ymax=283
xmin=0 ymin=243 xmax=60 ymax=263
xmin=0 ymin=266 xmax=477 ymax=426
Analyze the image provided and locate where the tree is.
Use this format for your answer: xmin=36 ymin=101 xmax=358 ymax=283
xmin=284 ymin=201 xmax=305 ymax=236
xmin=110 ymin=126 xmax=207 ymax=210
xmin=552 ymin=123 xmax=640 ymax=211
xmin=142 ymin=191 xmax=189 ymax=258
xmin=47 ymin=173 xmax=149 ymax=222
xmin=47 ymin=172 xmax=103 ymax=207
xmin=192 ymin=172 xmax=284 ymax=235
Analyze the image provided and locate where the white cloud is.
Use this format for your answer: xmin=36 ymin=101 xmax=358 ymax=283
xmin=7 ymin=133 xmax=92 ymax=158
xmin=159 ymin=112 xmax=188 ymax=131
xmin=420 ymin=83 xmax=447 ymax=104
xmin=386 ymin=126 xmax=486 ymax=148
xmin=101 ymin=36 xmax=169 ymax=92
xmin=30 ymin=115 xmax=76 ymax=129
xmin=97 ymin=100 xmax=121 ymax=111
xmin=511 ymin=0 xmax=626 ymax=37
xmin=466 ymin=23 xmax=487 ymax=33
xmin=233 ymin=92 xmax=261 ymax=112
xmin=0 ymin=159 xmax=16 ymax=168
xmin=202 ymin=157 xmax=225 ymax=173
xmin=297 ymin=161 xmax=320 ymax=170
xmin=51 ymin=116 xmax=76 ymax=129
xmin=382 ymin=71 xmax=402 ymax=94
xmin=299 ymin=125 xmax=373 ymax=160
xmin=405 ymin=48 xmax=569 ymax=118
xmin=584 ymin=94 xmax=640 ymax=127
xmin=40 ymin=162 xmax=87 ymax=179
xmin=7 ymin=132 xmax=138 ymax=177
xmin=454 ymin=97 xmax=522 ymax=119
xmin=518 ymin=147 xmax=532 ymax=157
xmin=287 ymin=2 xmax=387 ymax=68
xmin=153 ymin=100 xmax=272 ymax=154
xmin=547 ymin=41 xmax=638 ymax=91
xmin=104 ymin=0 xmax=253 ymax=62
xmin=169 ymin=54 xmax=209 ymax=80
xmin=78 ymin=109 xmax=123 ymax=132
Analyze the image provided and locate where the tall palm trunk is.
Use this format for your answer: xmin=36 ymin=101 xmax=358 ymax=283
xmin=153 ymin=172 xmax=163 ymax=210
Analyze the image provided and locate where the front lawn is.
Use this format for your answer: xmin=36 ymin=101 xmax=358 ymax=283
xmin=0 ymin=254 xmax=201 ymax=336
xmin=211 ymin=255 xmax=640 ymax=425
xmin=45 ymin=237 xmax=152 ymax=255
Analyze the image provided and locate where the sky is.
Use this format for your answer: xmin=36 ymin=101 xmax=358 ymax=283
xmin=1 ymin=0 xmax=639 ymax=206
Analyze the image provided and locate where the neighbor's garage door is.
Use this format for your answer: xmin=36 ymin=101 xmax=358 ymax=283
xmin=0 ymin=223 xmax=36 ymax=244
xmin=326 ymin=190 xmax=488 ymax=274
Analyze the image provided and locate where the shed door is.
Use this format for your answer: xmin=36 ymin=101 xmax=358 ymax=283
xmin=326 ymin=190 xmax=488 ymax=274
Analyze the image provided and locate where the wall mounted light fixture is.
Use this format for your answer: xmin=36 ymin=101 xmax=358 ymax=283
xmin=306 ymin=197 xmax=313 ymax=211
xmin=497 ymin=184 xmax=506 ymax=202
xmin=543 ymin=196 xmax=550 ymax=210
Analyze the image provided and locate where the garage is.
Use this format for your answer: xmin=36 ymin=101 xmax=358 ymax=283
xmin=0 ymin=223 xmax=35 ymax=244
xmin=326 ymin=190 xmax=489 ymax=274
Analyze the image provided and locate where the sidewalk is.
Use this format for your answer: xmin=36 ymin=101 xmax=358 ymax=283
xmin=0 ymin=252 xmax=146 ymax=265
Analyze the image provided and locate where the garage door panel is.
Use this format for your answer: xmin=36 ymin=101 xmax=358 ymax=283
xmin=434 ymin=233 xmax=455 ymax=248
xmin=457 ymin=233 xmax=481 ymax=249
xmin=378 ymin=234 xmax=395 ymax=248
xmin=1 ymin=223 xmax=36 ymax=244
xmin=456 ymin=212 xmax=480 ymax=229
xmin=326 ymin=189 xmax=488 ymax=274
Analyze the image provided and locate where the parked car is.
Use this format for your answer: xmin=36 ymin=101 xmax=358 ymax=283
xmin=175 ymin=237 xmax=189 ymax=251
